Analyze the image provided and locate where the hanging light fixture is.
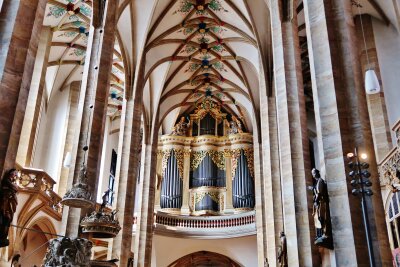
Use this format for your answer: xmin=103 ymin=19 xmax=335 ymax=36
xmin=357 ymin=2 xmax=381 ymax=94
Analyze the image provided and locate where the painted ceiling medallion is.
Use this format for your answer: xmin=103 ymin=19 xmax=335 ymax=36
xmin=174 ymin=0 xmax=227 ymax=15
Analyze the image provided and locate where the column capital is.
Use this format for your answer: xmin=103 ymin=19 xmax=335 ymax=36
xmin=183 ymin=149 xmax=191 ymax=157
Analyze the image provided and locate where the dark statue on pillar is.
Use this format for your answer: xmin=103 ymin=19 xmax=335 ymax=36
xmin=308 ymin=168 xmax=333 ymax=249
xmin=277 ymin=231 xmax=287 ymax=267
xmin=0 ymin=169 xmax=19 ymax=247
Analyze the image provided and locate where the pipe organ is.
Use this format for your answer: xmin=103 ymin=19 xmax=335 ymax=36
xmin=157 ymin=99 xmax=255 ymax=215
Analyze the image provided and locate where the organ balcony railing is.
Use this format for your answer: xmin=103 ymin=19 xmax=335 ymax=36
xmin=154 ymin=210 xmax=255 ymax=228
xmin=15 ymin=163 xmax=63 ymax=217
xmin=133 ymin=210 xmax=256 ymax=238
xmin=378 ymin=120 xmax=400 ymax=190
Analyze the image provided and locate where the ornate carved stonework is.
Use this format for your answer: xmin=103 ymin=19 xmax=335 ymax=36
xmin=231 ymin=148 xmax=254 ymax=178
xmin=42 ymin=237 xmax=92 ymax=267
xmin=191 ymin=150 xmax=225 ymax=170
xmin=225 ymin=115 xmax=243 ymax=135
xmin=61 ymin=165 xmax=93 ymax=208
xmin=171 ymin=117 xmax=191 ymax=136
xmin=379 ymin=148 xmax=400 ymax=188
xmin=80 ymin=191 xmax=121 ymax=238
xmin=160 ymin=149 xmax=185 ymax=180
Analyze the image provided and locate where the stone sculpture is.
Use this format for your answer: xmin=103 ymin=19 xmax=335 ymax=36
xmin=171 ymin=117 xmax=190 ymax=136
xmin=308 ymin=168 xmax=333 ymax=249
xmin=225 ymin=115 xmax=243 ymax=135
xmin=61 ymin=165 xmax=93 ymax=208
xmin=0 ymin=169 xmax=19 ymax=247
xmin=80 ymin=190 xmax=121 ymax=238
xmin=42 ymin=237 xmax=92 ymax=267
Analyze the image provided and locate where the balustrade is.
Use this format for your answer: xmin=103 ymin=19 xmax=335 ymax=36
xmin=15 ymin=163 xmax=63 ymax=215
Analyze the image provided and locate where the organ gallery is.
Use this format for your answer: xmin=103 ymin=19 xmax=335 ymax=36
xmin=157 ymin=98 xmax=255 ymax=216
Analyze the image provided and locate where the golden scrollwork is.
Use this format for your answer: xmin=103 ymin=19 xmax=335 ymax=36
xmin=231 ymin=149 xmax=242 ymax=178
xmin=183 ymin=149 xmax=192 ymax=157
xmin=231 ymin=148 xmax=254 ymax=179
xmin=190 ymin=150 xmax=226 ymax=170
xmin=191 ymin=151 xmax=208 ymax=170
xmin=161 ymin=149 xmax=172 ymax=178
xmin=243 ymin=148 xmax=255 ymax=178
xmin=174 ymin=149 xmax=185 ymax=179
xmin=191 ymin=98 xmax=226 ymax=122
xmin=161 ymin=149 xmax=185 ymax=180
xmin=194 ymin=191 xmax=221 ymax=205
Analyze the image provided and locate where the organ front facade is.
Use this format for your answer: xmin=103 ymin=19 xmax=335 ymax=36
xmin=156 ymin=99 xmax=255 ymax=216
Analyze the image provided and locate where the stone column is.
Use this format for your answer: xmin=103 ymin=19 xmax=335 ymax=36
xmin=270 ymin=0 xmax=314 ymax=266
xmin=16 ymin=26 xmax=52 ymax=167
xmin=111 ymin=97 xmax=142 ymax=267
xmin=134 ymin=142 xmax=158 ymax=267
xmin=303 ymin=0 xmax=391 ymax=265
xmin=355 ymin=15 xmax=392 ymax=162
xmin=181 ymin=148 xmax=191 ymax=213
xmin=65 ymin=0 xmax=118 ymax=237
xmin=253 ymin=139 xmax=267 ymax=266
xmin=224 ymin=149 xmax=233 ymax=211
xmin=0 ymin=0 xmax=47 ymax=175
xmin=260 ymin=95 xmax=284 ymax=267
xmin=58 ymin=81 xmax=81 ymax=197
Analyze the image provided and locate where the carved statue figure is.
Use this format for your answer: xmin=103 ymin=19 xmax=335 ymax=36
xmin=308 ymin=168 xmax=333 ymax=249
xmin=225 ymin=115 xmax=243 ymax=135
xmin=277 ymin=231 xmax=287 ymax=267
xmin=100 ymin=188 xmax=112 ymax=211
xmin=42 ymin=237 xmax=92 ymax=267
xmin=171 ymin=116 xmax=190 ymax=136
xmin=0 ymin=169 xmax=19 ymax=247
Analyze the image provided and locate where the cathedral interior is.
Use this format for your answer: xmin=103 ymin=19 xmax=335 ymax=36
xmin=0 ymin=0 xmax=400 ymax=266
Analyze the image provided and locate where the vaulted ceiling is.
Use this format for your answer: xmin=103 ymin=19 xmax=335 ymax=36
xmin=43 ymin=0 xmax=125 ymax=118
xmin=139 ymin=0 xmax=262 ymax=134
xmin=40 ymin=0 xmax=393 ymax=135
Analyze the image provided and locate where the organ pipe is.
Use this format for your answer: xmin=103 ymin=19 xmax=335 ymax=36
xmin=160 ymin=150 xmax=183 ymax=209
xmin=233 ymin=150 xmax=255 ymax=209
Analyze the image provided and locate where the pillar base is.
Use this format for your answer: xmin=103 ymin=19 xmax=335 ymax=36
xmin=180 ymin=206 xmax=191 ymax=215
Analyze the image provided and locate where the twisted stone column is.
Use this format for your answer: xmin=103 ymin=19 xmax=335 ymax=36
xmin=65 ymin=0 xmax=118 ymax=237
xmin=0 ymin=0 xmax=47 ymax=176
xmin=303 ymin=0 xmax=391 ymax=265
xmin=270 ymin=0 xmax=314 ymax=265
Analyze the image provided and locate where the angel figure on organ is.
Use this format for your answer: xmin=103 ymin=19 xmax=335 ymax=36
xmin=171 ymin=116 xmax=191 ymax=136
xmin=225 ymin=115 xmax=243 ymax=135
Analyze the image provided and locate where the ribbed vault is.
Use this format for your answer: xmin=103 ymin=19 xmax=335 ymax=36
xmin=141 ymin=0 xmax=262 ymax=134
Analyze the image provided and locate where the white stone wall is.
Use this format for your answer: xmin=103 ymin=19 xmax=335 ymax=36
xmin=32 ymin=86 xmax=70 ymax=186
xmin=151 ymin=234 xmax=257 ymax=267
